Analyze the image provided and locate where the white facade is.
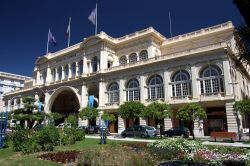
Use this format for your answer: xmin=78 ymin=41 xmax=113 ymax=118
xmin=0 ymin=72 xmax=31 ymax=111
xmin=3 ymin=21 xmax=250 ymax=136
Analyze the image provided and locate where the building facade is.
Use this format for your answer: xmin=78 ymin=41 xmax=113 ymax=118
xmin=3 ymin=21 xmax=250 ymax=136
xmin=0 ymin=72 xmax=31 ymax=112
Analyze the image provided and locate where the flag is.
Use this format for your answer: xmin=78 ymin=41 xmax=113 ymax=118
xmin=88 ymin=7 xmax=97 ymax=25
xmin=48 ymin=29 xmax=56 ymax=46
xmin=65 ymin=17 xmax=71 ymax=39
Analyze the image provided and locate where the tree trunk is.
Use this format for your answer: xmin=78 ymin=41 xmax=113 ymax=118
xmin=248 ymin=113 xmax=250 ymax=141
xmin=191 ymin=122 xmax=195 ymax=140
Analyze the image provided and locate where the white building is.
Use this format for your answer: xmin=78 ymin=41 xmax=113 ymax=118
xmin=0 ymin=71 xmax=31 ymax=111
xmin=3 ymin=21 xmax=250 ymax=136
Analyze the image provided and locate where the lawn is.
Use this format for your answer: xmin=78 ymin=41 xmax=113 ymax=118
xmin=0 ymin=138 xmax=123 ymax=166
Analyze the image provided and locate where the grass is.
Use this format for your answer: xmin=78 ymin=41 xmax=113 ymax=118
xmin=0 ymin=138 xmax=123 ymax=166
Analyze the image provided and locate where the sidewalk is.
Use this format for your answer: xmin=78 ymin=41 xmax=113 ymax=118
xmin=85 ymin=135 xmax=250 ymax=147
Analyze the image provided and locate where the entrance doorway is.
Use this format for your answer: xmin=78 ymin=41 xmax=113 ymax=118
xmin=51 ymin=89 xmax=80 ymax=125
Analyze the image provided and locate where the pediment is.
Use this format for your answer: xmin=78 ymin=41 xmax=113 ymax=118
xmin=81 ymin=36 xmax=102 ymax=48
xmin=35 ymin=56 xmax=48 ymax=65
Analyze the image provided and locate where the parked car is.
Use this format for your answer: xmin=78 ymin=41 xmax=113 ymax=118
xmin=33 ymin=124 xmax=45 ymax=131
xmin=56 ymin=123 xmax=71 ymax=129
xmin=85 ymin=125 xmax=99 ymax=134
xmin=163 ymin=127 xmax=190 ymax=138
xmin=121 ymin=125 xmax=156 ymax=138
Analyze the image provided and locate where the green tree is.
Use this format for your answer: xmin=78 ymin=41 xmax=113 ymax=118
xmin=79 ymin=107 xmax=98 ymax=125
xmin=11 ymin=96 xmax=45 ymax=129
xmin=118 ymin=101 xmax=144 ymax=125
xmin=234 ymin=100 xmax=250 ymax=140
xmin=141 ymin=102 xmax=171 ymax=135
xmin=233 ymin=0 xmax=250 ymax=63
xmin=176 ymin=103 xmax=206 ymax=139
xmin=101 ymin=113 xmax=116 ymax=122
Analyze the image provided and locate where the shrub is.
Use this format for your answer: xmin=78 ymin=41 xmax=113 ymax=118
xmin=76 ymin=146 xmax=155 ymax=166
xmin=11 ymin=127 xmax=29 ymax=151
xmin=60 ymin=127 xmax=85 ymax=145
xmin=36 ymin=125 xmax=60 ymax=151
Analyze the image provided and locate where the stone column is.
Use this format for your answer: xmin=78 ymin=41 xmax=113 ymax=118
xmin=36 ymin=70 xmax=41 ymax=86
xmin=55 ymin=68 xmax=59 ymax=82
xmin=76 ymin=61 xmax=79 ymax=77
xmin=81 ymin=84 xmax=88 ymax=108
xmin=20 ymin=98 xmax=23 ymax=108
xmin=119 ymin=79 xmax=125 ymax=105
xmin=83 ymin=56 xmax=88 ymax=74
xmin=98 ymin=81 xmax=106 ymax=109
xmin=13 ymin=99 xmax=17 ymax=110
xmin=222 ymin=60 xmax=233 ymax=96
xmin=68 ymin=63 xmax=72 ymax=79
xmin=46 ymin=65 xmax=52 ymax=84
xmin=7 ymin=100 xmax=11 ymax=112
xmin=118 ymin=116 xmax=125 ymax=134
xmin=139 ymin=118 xmax=146 ymax=126
xmin=140 ymin=75 xmax=146 ymax=103
xmin=163 ymin=70 xmax=171 ymax=101
xmin=100 ymin=43 xmax=108 ymax=70
xmin=191 ymin=64 xmax=199 ymax=99
xmin=44 ymin=92 xmax=51 ymax=114
xmin=193 ymin=120 xmax=204 ymax=137
xmin=226 ymin=101 xmax=239 ymax=133
xmin=147 ymin=39 xmax=155 ymax=59
xmin=164 ymin=118 xmax=173 ymax=131
xmin=61 ymin=66 xmax=65 ymax=80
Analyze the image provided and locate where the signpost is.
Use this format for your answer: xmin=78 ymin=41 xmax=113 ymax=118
xmin=0 ymin=112 xmax=8 ymax=149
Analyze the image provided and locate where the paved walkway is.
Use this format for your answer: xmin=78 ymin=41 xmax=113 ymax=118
xmin=85 ymin=135 xmax=250 ymax=148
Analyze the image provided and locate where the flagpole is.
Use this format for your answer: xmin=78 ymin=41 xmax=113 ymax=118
xmin=95 ymin=3 xmax=98 ymax=35
xmin=169 ymin=11 xmax=172 ymax=37
xmin=68 ymin=17 xmax=71 ymax=47
xmin=47 ymin=29 xmax=50 ymax=54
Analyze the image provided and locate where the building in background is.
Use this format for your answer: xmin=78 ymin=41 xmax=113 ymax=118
xmin=0 ymin=72 xmax=32 ymax=111
xmin=3 ymin=21 xmax=250 ymax=136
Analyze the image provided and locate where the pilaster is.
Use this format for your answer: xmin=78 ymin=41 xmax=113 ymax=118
xmin=76 ymin=61 xmax=79 ymax=77
xmin=81 ymin=84 xmax=88 ymax=108
xmin=118 ymin=116 xmax=125 ymax=134
xmin=140 ymin=75 xmax=146 ymax=103
xmin=61 ymin=66 xmax=65 ymax=80
xmin=191 ymin=64 xmax=198 ymax=99
xmin=222 ymin=60 xmax=233 ymax=96
xmin=226 ymin=101 xmax=239 ymax=133
xmin=164 ymin=118 xmax=173 ymax=130
xmin=119 ymin=79 xmax=125 ymax=105
xmin=163 ymin=70 xmax=171 ymax=101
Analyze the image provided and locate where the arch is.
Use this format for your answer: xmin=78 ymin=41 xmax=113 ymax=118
xmin=139 ymin=50 xmax=148 ymax=61
xmin=199 ymin=65 xmax=222 ymax=78
xmin=47 ymin=86 xmax=81 ymax=113
xmin=129 ymin=53 xmax=137 ymax=63
xmin=171 ymin=70 xmax=190 ymax=82
xmin=107 ymin=82 xmax=119 ymax=104
xmin=126 ymin=78 xmax=140 ymax=101
xmin=119 ymin=56 xmax=127 ymax=65
xmin=199 ymin=65 xmax=224 ymax=95
xmin=147 ymin=74 xmax=164 ymax=100
xmin=171 ymin=70 xmax=191 ymax=98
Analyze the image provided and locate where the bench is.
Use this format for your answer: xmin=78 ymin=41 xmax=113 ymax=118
xmin=210 ymin=132 xmax=237 ymax=142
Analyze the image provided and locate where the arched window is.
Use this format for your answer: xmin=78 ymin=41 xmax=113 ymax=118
xmin=79 ymin=60 xmax=83 ymax=75
xmin=119 ymin=56 xmax=127 ymax=65
xmin=139 ymin=50 xmax=148 ymax=61
xmin=92 ymin=56 xmax=97 ymax=72
xmin=199 ymin=65 xmax=224 ymax=95
xmin=52 ymin=68 xmax=56 ymax=82
xmin=129 ymin=53 xmax=137 ymax=63
xmin=71 ymin=62 xmax=76 ymax=77
xmin=126 ymin=79 xmax=140 ymax=101
xmin=64 ymin=65 xmax=69 ymax=79
xmin=107 ymin=82 xmax=119 ymax=104
xmin=58 ymin=66 xmax=62 ymax=80
xmin=171 ymin=70 xmax=191 ymax=98
xmin=147 ymin=75 xmax=164 ymax=100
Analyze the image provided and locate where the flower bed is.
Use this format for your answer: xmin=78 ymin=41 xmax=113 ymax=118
xmin=148 ymin=138 xmax=250 ymax=166
xmin=38 ymin=150 xmax=80 ymax=164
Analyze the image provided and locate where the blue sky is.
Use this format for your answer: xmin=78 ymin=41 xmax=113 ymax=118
xmin=0 ymin=0 xmax=243 ymax=77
